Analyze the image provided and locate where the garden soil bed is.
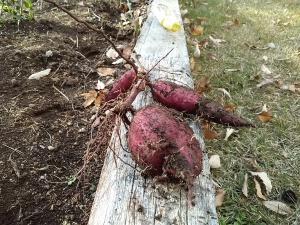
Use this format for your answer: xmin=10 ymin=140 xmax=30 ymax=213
xmin=0 ymin=1 xmax=133 ymax=224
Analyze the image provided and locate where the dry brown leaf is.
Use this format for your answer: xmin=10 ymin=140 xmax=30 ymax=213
xmin=203 ymin=125 xmax=221 ymax=140
xmin=209 ymin=155 xmax=221 ymax=168
xmin=250 ymin=171 xmax=272 ymax=194
xmin=233 ymin=18 xmax=239 ymax=24
xmin=190 ymin=56 xmax=195 ymax=70
xmin=263 ymin=201 xmax=292 ymax=215
xmin=97 ymin=67 xmax=116 ymax=76
xmin=256 ymin=104 xmax=272 ymax=122
xmin=197 ymin=17 xmax=207 ymax=21
xmin=224 ymin=128 xmax=236 ymax=141
xmin=288 ymin=84 xmax=296 ymax=92
xmin=224 ymin=103 xmax=238 ymax=110
xmin=195 ymin=77 xmax=210 ymax=94
xmin=199 ymin=40 xmax=208 ymax=49
xmin=242 ymin=173 xmax=248 ymax=199
xmin=253 ymin=177 xmax=267 ymax=200
xmin=190 ymin=24 xmax=204 ymax=35
xmin=191 ymin=64 xmax=202 ymax=74
xmin=123 ymin=45 xmax=132 ymax=58
xmin=82 ymin=90 xmax=98 ymax=108
xmin=94 ymin=92 xmax=104 ymax=107
xmin=207 ymin=52 xmax=219 ymax=61
xmin=215 ymin=188 xmax=226 ymax=207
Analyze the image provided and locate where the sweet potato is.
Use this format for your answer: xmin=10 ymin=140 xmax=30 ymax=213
xmin=150 ymin=80 xmax=255 ymax=127
xmin=102 ymin=70 xmax=136 ymax=102
xmin=128 ymin=105 xmax=202 ymax=206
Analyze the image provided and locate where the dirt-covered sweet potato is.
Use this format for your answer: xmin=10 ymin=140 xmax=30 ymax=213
xmin=149 ymin=80 xmax=255 ymax=127
xmin=128 ymin=105 xmax=202 ymax=206
xmin=102 ymin=70 xmax=136 ymax=102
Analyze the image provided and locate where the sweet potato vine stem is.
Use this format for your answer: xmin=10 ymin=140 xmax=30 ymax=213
xmin=43 ymin=0 xmax=138 ymax=74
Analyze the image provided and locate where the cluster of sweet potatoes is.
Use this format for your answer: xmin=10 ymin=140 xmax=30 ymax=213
xmin=104 ymin=70 xmax=254 ymax=206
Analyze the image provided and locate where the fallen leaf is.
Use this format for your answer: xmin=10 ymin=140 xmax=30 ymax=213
xmin=183 ymin=17 xmax=190 ymax=24
xmin=123 ymin=45 xmax=132 ymax=58
xmin=209 ymin=155 xmax=221 ymax=168
xmin=197 ymin=17 xmax=207 ymax=21
xmin=253 ymin=176 xmax=267 ymax=200
xmin=282 ymin=151 xmax=288 ymax=158
xmin=194 ymin=44 xmax=201 ymax=58
xmin=224 ymin=128 xmax=236 ymax=141
xmin=262 ymin=55 xmax=268 ymax=61
xmin=112 ymin=58 xmax=124 ymax=65
xmin=191 ymin=64 xmax=202 ymax=74
xmin=204 ymin=125 xmax=221 ymax=140
xmin=233 ymin=18 xmax=239 ymax=24
xmin=94 ymin=92 xmax=104 ymax=107
xmin=288 ymin=85 xmax=296 ymax=92
xmin=195 ymin=77 xmax=210 ymax=93
xmin=261 ymin=64 xmax=272 ymax=75
xmin=256 ymin=104 xmax=272 ymax=122
xmin=199 ymin=40 xmax=208 ymax=49
xmin=28 ymin=69 xmax=51 ymax=80
xmin=106 ymin=48 xmax=118 ymax=59
xmin=97 ymin=67 xmax=116 ymax=76
xmin=96 ymin=80 xmax=105 ymax=90
xmin=190 ymin=56 xmax=195 ymax=70
xmin=180 ymin=9 xmax=188 ymax=16
xmin=82 ymin=90 xmax=98 ymax=108
xmin=207 ymin=52 xmax=219 ymax=61
xmin=217 ymin=88 xmax=231 ymax=99
xmin=263 ymin=201 xmax=292 ymax=215
xmin=209 ymin=35 xmax=226 ymax=47
xmin=268 ymin=43 xmax=276 ymax=48
xmin=250 ymin=171 xmax=272 ymax=194
xmin=224 ymin=103 xmax=237 ymax=110
xmin=190 ymin=24 xmax=204 ymax=35
xmin=242 ymin=173 xmax=248 ymax=199
xmin=215 ymin=188 xmax=226 ymax=207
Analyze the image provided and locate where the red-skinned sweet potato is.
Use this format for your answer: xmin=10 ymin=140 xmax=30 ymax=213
xmin=128 ymin=105 xmax=202 ymax=206
xmin=150 ymin=80 xmax=255 ymax=127
xmin=102 ymin=70 xmax=136 ymax=102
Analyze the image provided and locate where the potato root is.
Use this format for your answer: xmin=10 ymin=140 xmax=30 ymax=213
xmin=150 ymin=80 xmax=255 ymax=127
xmin=128 ymin=105 xmax=202 ymax=206
xmin=103 ymin=70 xmax=136 ymax=102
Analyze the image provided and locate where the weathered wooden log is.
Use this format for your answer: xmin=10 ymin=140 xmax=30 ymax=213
xmin=88 ymin=0 xmax=219 ymax=224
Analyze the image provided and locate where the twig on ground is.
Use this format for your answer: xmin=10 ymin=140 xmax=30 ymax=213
xmin=52 ymin=85 xmax=70 ymax=101
xmin=9 ymin=153 xmax=21 ymax=178
xmin=43 ymin=0 xmax=138 ymax=74
xmin=3 ymin=144 xmax=24 ymax=155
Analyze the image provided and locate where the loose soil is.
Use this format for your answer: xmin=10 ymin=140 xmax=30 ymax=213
xmin=0 ymin=1 xmax=134 ymax=224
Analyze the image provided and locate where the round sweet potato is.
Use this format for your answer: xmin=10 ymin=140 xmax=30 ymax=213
xmin=128 ymin=105 xmax=203 ymax=182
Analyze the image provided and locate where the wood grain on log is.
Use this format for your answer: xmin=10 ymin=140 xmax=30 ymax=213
xmin=89 ymin=0 xmax=218 ymax=224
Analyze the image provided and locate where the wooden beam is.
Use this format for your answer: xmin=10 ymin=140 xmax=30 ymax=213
xmin=88 ymin=0 xmax=218 ymax=224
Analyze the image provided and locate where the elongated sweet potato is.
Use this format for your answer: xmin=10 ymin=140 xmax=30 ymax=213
xmin=150 ymin=80 xmax=255 ymax=127
xmin=128 ymin=105 xmax=202 ymax=206
xmin=102 ymin=70 xmax=136 ymax=102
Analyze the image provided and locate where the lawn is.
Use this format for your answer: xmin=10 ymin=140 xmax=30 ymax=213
xmin=181 ymin=0 xmax=300 ymax=224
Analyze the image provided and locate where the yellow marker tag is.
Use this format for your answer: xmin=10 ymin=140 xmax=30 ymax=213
xmin=154 ymin=4 xmax=181 ymax=32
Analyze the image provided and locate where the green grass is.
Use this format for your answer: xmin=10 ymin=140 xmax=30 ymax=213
xmin=181 ymin=0 xmax=300 ymax=224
